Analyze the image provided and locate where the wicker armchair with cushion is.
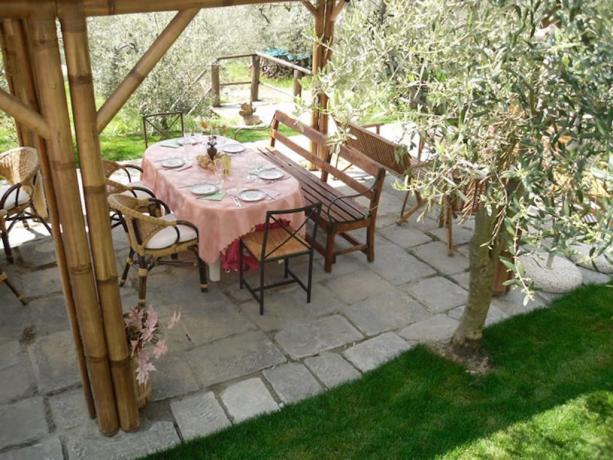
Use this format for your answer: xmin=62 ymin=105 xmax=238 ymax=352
xmin=0 ymin=147 xmax=51 ymax=263
xmin=107 ymin=193 xmax=207 ymax=306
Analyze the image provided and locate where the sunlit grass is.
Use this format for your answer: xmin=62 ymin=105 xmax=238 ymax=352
xmin=145 ymin=283 xmax=613 ymax=460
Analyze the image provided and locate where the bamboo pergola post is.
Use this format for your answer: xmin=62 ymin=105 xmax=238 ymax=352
xmin=28 ymin=14 xmax=120 ymax=436
xmin=60 ymin=4 xmax=139 ymax=432
xmin=1 ymin=17 xmax=96 ymax=418
xmin=96 ymin=8 xmax=199 ymax=132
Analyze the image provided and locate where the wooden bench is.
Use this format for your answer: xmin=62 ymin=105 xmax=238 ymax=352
xmin=258 ymin=111 xmax=386 ymax=272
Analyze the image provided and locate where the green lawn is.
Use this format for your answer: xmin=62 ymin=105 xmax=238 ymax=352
xmin=146 ymin=283 xmax=613 ymax=459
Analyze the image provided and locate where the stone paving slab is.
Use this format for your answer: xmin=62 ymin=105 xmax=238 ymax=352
xmin=0 ymin=438 xmax=63 ymax=460
xmin=275 ymin=315 xmax=363 ymax=360
xmin=17 ymin=266 xmax=62 ymax=299
xmin=49 ymin=388 xmax=89 ymax=432
xmin=263 ymin=363 xmax=322 ymax=404
xmin=448 ymin=304 xmax=508 ymax=326
xmin=162 ymin=301 xmax=254 ymax=351
xmin=0 ymin=341 xmax=22 ymax=370
xmin=0 ymin=397 xmax=48 ymax=449
xmin=170 ymin=392 xmax=231 ymax=441
xmin=404 ymin=276 xmax=468 ymax=313
xmin=29 ymin=329 xmax=80 ymax=394
xmin=27 ymin=294 xmax=70 ymax=337
xmin=411 ymin=241 xmax=469 ymax=275
xmin=429 ymin=225 xmax=473 ymax=247
xmin=66 ymin=421 xmax=180 ymax=460
xmin=492 ymin=288 xmax=546 ymax=316
xmin=16 ymin=238 xmax=57 ymax=269
xmin=342 ymin=290 xmax=431 ymax=336
xmin=323 ymin=270 xmax=395 ymax=305
xmin=343 ymin=332 xmax=411 ymax=373
xmin=220 ymin=378 xmax=278 ymax=423
xmin=0 ymin=361 xmax=36 ymax=404
xmin=238 ymin=283 xmax=346 ymax=332
xmin=187 ymin=330 xmax=286 ymax=387
xmin=304 ymin=352 xmax=361 ymax=389
xmin=398 ymin=315 xmax=459 ymax=343
xmin=151 ymin=354 xmax=200 ymax=402
xmin=368 ymin=242 xmax=437 ymax=285
xmin=380 ymin=224 xmax=432 ymax=249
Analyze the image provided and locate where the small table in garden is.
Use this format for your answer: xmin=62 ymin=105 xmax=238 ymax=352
xmin=140 ymin=137 xmax=304 ymax=281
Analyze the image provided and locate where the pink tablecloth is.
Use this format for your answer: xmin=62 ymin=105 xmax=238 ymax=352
xmin=141 ymin=139 xmax=304 ymax=265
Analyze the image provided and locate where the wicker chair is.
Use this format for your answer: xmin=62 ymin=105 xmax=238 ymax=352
xmin=239 ymin=203 xmax=322 ymax=315
xmin=0 ymin=147 xmax=51 ymax=263
xmin=107 ymin=193 xmax=207 ymax=306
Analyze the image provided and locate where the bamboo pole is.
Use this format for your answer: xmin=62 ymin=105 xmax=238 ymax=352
xmin=4 ymin=17 xmax=97 ymax=418
xmin=0 ymin=0 xmax=290 ymax=18
xmin=0 ymin=89 xmax=50 ymax=140
xmin=28 ymin=14 xmax=120 ymax=437
xmin=250 ymin=54 xmax=260 ymax=102
xmin=60 ymin=4 xmax=139 ymax=432
xmin=96 ymin=8 xmax=199 ymax=133
xmin=0 ymin=24 xmax=26 ymax=146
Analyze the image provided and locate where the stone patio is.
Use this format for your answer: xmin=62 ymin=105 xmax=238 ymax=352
xmin=0 ymin=167 xmax=609 ymax=460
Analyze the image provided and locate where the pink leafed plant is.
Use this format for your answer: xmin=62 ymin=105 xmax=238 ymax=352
xmin=124 ymin=305 xmax=181 ymax=385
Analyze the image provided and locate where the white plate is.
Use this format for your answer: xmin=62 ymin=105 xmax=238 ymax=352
xmin=222 ymin=143 xmax=246 ymax=154
xmin=191 ymin=183 xmax=218 ymax=196
xmin=238 ymin=189 xmax=266 ymax=202
xmin=257 ymin=168 xmax=284 ymax=181
xmin=161 ymin=158 xmax=185 ymax=169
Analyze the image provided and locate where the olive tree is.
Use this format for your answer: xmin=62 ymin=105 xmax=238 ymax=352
xmin=323 ymin=0 xmax=612 ymax=347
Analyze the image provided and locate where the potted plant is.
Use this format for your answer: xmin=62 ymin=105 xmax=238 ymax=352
xmin=124 ymin=305 xmax=181 ymax=408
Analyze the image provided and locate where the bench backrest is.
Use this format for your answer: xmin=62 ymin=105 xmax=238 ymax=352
xmin=270 ymin=111 xmax=386 ymax=203
xmin=344 ymin=123 xmax=413 ymax=177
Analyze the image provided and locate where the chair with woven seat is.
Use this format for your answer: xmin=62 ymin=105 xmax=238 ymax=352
xmin=105 ymin=177 xmax=158 ymax=230
xmin=107 ymin=193 xmax=207 ymax=306
xmin=239 ymin=203 xmax=322 ymax=315
xmin=0 ymin=147 xmax=51 ymax=263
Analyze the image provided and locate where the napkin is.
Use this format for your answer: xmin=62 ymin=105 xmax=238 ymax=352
xmin=199 ymin=192 xmax=226 ymax=201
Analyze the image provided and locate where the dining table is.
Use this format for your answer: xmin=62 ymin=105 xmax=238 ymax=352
xmin=140 ymin=136 xmax=304 ymax=282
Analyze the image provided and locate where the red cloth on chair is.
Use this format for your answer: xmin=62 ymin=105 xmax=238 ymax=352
xmin=221 ymin=220 xmax=290 ymax=272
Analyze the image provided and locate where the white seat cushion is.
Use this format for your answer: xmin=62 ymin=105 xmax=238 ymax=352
xmin=121 ymin=187 xmax=153 ymax=199
xmin=0 ymin=185 xmax=30 ymax=211
xmin=145 ymin=214 xmax=198 ymax=250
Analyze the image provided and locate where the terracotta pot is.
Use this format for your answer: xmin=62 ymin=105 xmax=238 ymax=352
xmin=131 ymin=356 xmax=152 ymax=409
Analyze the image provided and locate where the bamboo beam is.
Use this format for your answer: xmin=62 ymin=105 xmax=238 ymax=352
xmin=300 ymin=0 xmax=318 ymax=16
xmin=96 ymin=8 xmax=199 ymax=132
xmin=0 ymin=24 xmax=25 ymax=146
xmin=0 ymin=0 xmax=293 ymax=17
xmin=0 ymin=89 xmax=50 ymax=139
xmin=60 ymin=5 xmax=139 ymax=432
xmin=28 ymin=14 xmax=120 ymax=437
xmin=5 ymin=17 xmax=97 ymax=418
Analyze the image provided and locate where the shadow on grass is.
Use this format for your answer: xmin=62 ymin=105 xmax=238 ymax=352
xmin=147 ymin=283 xmax=612 ymax=459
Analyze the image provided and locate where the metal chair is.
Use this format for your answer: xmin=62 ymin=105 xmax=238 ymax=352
xmin=0 ymin=147 xmax=51 ymax=263
xmin=142 ymin=112 xmax=185 ymax=148
xmin=239 ymin=203 xmax=322 ymax=315
xmin=108 ymin=193 xmax=207 ymax=307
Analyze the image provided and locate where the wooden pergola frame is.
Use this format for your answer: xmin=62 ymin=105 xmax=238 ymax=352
xmin=0 ymin=0 xmax=347 ymax=436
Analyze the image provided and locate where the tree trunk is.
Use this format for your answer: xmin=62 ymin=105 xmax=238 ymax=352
xmin=452 ymin=206 xmax=502 ymax=345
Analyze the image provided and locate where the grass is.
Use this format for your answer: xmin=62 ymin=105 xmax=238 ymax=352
xmin=146 ymin=283 xmax=613 ymax=459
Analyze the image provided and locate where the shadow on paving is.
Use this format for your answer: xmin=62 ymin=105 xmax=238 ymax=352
xmin=145 ymin=283 xmax=613 ymax=459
